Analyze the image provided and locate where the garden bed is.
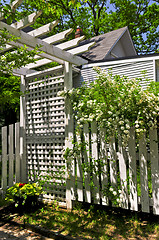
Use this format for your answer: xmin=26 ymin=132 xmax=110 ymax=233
xmin=0 ymin=201 xmax=159 ymax=240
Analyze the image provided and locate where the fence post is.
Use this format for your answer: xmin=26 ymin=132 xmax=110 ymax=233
xmin=1 ymin=126 xmax=7 ymax=196
xmin=150 ymin=128 xmax=159 ymax=215
xmin=20 ymin=75 xmax=27 ymax=183
xmin=15 ymin=122 xmax=20 ymax=182
xmin=91 ymin=121 xmax=100 ymax=204
xmin=83 ymin=123 xmax=91 ymax=203
xmin=118 ymin=133 xmax=128 ymax=209
xmin=139 ymin=132 xmax=149 ymax=213
xmin=8 ymin=124 xmax=14 ymax=187
xmin=128 ymin=127 xmax=138 ymax=211
xmin=64 ymin=62 xmax=75 ymax=210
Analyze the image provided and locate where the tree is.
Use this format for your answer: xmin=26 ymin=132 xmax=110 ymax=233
xmin=0 ymin=2 xmax=38 ymax=125
xmin=20 ymin=0 xmax=159 ymax=54
xmin=110 ymin=0 xmax=159 ymax=54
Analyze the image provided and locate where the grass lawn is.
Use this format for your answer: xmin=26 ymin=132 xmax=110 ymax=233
xmin=0 ymin=199 xmax=159 ymax=240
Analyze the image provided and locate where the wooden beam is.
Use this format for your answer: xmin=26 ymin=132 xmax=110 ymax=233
xmin=0 ymin=21 xmax=88 ymax=65
xmin=43 ymin=29 xmax=73 ymax=44
xmin=11 ymin=11 xmax=42 ymax=30
xmin=33 ymin=35 xmax=85 ymax=61
xmin=11 ymin=0 xmax=23 ymax=11
xmin=25 ymin=59 xmax=52 ymax=69
xmin=0 ymin=0 xmax=23 ymax=20
xmin=25 ymin=65 xmax=63 ymax=78
xmin=15 ymin=29 xmax=83 ymax=69
xmin=68 ymin=42 xmax=95 ymax=55
xmin=25 ymin=58 xmax=53 ymax=69
xmin=2 ymin=20 xmax=58 ymax=52
xmin=28 ymin=20 xmax=59 ymax=37
xmin=8 ymin=41 xmax=65 ymax=65
xmin=56 ymin=35 xmax=85 ymax=50
xmin=26 ymin=41 xmax=95 ymax=69
xmin=13 ymin=67 xmax=37 ymax=76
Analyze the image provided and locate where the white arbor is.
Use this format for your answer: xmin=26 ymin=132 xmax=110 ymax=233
xmin=0 ymin=0 xmax=95 ymax=208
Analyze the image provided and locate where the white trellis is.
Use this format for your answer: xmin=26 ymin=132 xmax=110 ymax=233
xmin=0 ymin=0 xmax=95 ymax=208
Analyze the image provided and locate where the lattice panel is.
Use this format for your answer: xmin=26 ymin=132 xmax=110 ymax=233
xmin=25 ymin=69 xmax=66 ymax=203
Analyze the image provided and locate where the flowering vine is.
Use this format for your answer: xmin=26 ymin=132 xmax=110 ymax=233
xmin=59 ymin=67 xmax=159 ymax=144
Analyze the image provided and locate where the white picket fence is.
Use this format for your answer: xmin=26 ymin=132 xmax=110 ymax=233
xmin=1 ymin=121 xmax=159 ymax=215
xmin=67 ymin=123 xmax=159 ymax=215
xmin=0 ymin=123 xmax=25 ymax=196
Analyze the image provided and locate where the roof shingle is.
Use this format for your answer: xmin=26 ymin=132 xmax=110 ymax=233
xmin=81 ymin=26 xmax=128 ymax=61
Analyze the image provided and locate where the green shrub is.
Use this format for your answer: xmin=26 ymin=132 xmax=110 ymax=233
xmin=5 ymin=182 xmax=43 ymax=207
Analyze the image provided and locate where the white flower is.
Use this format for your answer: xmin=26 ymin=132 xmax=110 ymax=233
xmin=119 ymin=121 xmax=124 ymax=125
xmin=109 ymin=187 xmax=113 ymax=192
xmin=113 ymin=191 xmax=117 ymax=196
xmin=124 ymin=130 xmax=129 ymax=134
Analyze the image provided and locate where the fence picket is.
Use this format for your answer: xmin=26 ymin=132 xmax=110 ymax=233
xmin=8 ymin=124 xmax=14 ymax=187
xmin=91 ymin=121 xmax=100 ymax=204
xmin=109 ymin=136 xmax=118 ymax=188
xmin=139 ymin=133 xmax=149 ymax=213
xmin=15 ymin=122 xmax=20 ymax=182
xmin=83 ymin=123 xmax=91 ymax=203
xmin=76 ymin=130 xmax=83 ymax=202
xmin=128 ymin=128 xmax=138 ymax=211
xmin=150 ymin=128 xmax=159 ymax=215
xmin=100 ymin=129 xmax=108 ymax=205
xmin=1 ymin=126 xmax=7 ymax=195
xmin=1 ymin=121 xmax=159 ymax=215
xmin=118 ymin=134 xmax=128 ymax=209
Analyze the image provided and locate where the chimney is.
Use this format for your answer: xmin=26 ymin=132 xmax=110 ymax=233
xmin=75 ymin=26 xmax=84 ymax=38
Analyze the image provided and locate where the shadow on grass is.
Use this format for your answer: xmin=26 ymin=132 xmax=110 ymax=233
xmin=1 ymin=201 xmax=159 ymax=239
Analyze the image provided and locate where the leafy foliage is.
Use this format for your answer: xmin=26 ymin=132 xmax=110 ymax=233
xmin=0 ymin=3 xmax=39 ymax=124
xmin=20 ymin=0 xmax=159 ymax=54
xmin=5 ymin=182 xmax=43 ymax=207
xmin=59 ymin=67 xmax=159 ymax=144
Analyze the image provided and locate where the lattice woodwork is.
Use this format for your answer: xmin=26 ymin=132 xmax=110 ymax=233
xmin=25 ymin=67 xmax=66 ymax=203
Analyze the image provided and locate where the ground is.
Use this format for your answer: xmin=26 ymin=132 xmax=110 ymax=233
xmin=1 ymin=202 xmax=159 ymax=240
xmin=0 ymin=222 xmax=48 ymax=239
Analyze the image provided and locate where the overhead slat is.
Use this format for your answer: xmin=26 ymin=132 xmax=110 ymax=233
xmin=28 ymin=20 xmax=59 ymax=37
xmin=25 ymin=59 xmax=52 ymax=69
xmin=8 ymin=41 xmax=65 ymax=65
xmin=0 ymin=21 xmax=88 ymax=65
xmin=0 ymin=0 xmax=23 ymax=20
xmin=11 ymin=12 xmax=42 ymax=29
xmin=2 ymin=20 xmax=58 ymax=52
xmin=11 ymin=0 xmax=23 ymax=11
xmin=13 ymin=67 xmax=37 ymax=76
xmin=56 ymin=35 xmax=85 ymax=50
xmin=32 ymin=35 xmax=86 ymax=61
xmin=26 ymin=40 xmax=94 ymax=69
xmin=68 ymin=42 xmax=95 ymax=55
xmin=43 ymin=29 xmax=73 ymax=44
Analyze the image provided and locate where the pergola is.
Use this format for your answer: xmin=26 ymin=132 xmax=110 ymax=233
xmin=0 ymin=0 xmax=95 ymax=208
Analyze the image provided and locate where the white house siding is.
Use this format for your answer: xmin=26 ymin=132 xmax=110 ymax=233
xmin=110 ymin=40 xmax=126 ymax=58
xmin=156 ymin=60 xmax=159 ymax=82
xmin=77 ymin=59 xmax=155 ymax=90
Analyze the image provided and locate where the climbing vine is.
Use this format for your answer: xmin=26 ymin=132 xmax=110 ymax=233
xmin=60 ymin=67 xmax=159 ymax=144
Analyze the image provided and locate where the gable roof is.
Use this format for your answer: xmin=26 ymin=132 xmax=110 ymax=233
xmin=81 ymin=26 xmax=137 ymax=62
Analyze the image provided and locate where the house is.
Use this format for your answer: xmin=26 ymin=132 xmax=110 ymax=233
xmin=80 ymin=26 xmax=137 ymax=61
xmin=73 ymin=27 xmax=159 ymax=90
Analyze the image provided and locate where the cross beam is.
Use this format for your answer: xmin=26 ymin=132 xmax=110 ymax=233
xmin=0 ymin=21 xmax=88 ymax=66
